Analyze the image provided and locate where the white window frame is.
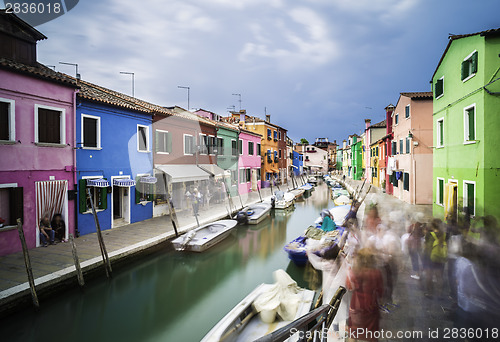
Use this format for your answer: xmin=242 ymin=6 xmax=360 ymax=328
xmin=198 ymin=133 xmax=207 ymax=155
xmin=394 ymin=113 xmax=399 ymax=126
xmin=436 ymin=177 xmax=444 ymax=206
xmin=405 ymin=104 xmax=410 ymax=119
xmin=435 ymin=76 xmax=444 ymax=100
xmin=436 ymin=117 xmax=444 ymax=148
xmin=462 ymin=50 xmax=477 ymax=83
xmin=0 ymin=97 xmax=15 ymax=142
xmin=463 ymin=180 xmax=476 ymax=216
xmin=82 ymin=175 xmax=106 ymax=214
xmin=463 ymin=103 xmax=476 ymax=144
xmin=156 ymin=129 xmax=170 ymax=155
xmin=184 ymin=134 xmax=194 ymax=155
xmin=34 ymin=104 xmax=66 ymax=144
xmin=208 ymin=135 xmax=216 ymax=155
xmin=137 ymin=124 xmax=150 ymax=152
xmin=81 ymin=113 xmax=101 ymax=149
xmin=246 ymin=168 xmax=251 ymax=183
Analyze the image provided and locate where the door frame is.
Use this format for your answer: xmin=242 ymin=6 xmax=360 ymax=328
xmin=111 ymin=175 xmax=132 ymax=228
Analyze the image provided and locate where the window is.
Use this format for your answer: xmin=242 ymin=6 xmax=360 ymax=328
xmin=231 ymin=170 xmax=238 ymax=186
xmin=256 ymin=143 xmax=261 ymax=155
xmin=0 ymin=185 xmax=23 ymax=226
xmin=406 ymin=137 xmax=410 ymax=154
xmin=246 ymin=168 xmax=251 ymax=183
xmin=403 ymin=172 xmax=409 ymax=191
xmin=135 ymin=175 xmax=154 ymax=203
xmin=35 ymin=105 xmax=65 ymax=144
xmin=394 ymin=113 xmax=399 ymax=125
xmin=208 ymin=136 xmax=217 ymax=155
xmin=156 ymin=130 xmax=172 ymax=153
xmin=391 ymin=141 xmax=396 ymax=156
xmin=199 ymin=134 xmax=208 ymax=154
xmin=392 ymin=173 xmax=398 ymax=187
xmin=239 ymin=169 xmax=246 ymax=184
xmin=216 ymin=137 xmax=224 ymax=155
xmin=461 ymin=51 xmax=478 ymax=82
xmin=279 ymin=131 xmax=281 ymax=140
xmin=267 ymin=128 xmax=271 ymax=139
xmin=82 ymin=114 xmax=100 ymax=148
xmin=238 ymin=139 xmax=243 ymax=155
xmin=437 ymin=118 xmax=444 ymax=147
xmin=436 ymin=178 xmax=444 ymax=206
xmin=464 ymin=104 xmax=476 ymax=142
xmin=399 ymin=139 xmax=403 ymax=154
xmin=273 ymin=131 xmax=277 ymax=140
xmin=184 ymin=134 xmax=195 ymax=155
xmin=376 ymin=147 xmax=379 ymax=157
xmin=435 ymin=77 xmax=444 ymax=99
xmin=79 ymin=178 xmax=107 ymax=213
xmin=463 ymin=181 xmax=475 ymax=216
xmin=231 ymin=140 xmax=238 ymax=156
xmin=137 ymin=125 xmax=149 ymax=152
xmin=256 ymin=168 xmax=261 ymax=181
xmin=274 ymin=150 xmax=278 ymax=162
xmin=248 ymin=141 xmax=254 ymax=155
xmin=267 ymin=149 xmax=272 ymax=163
xmin=279 ymin=149 xmax=282 ymax=158
xmin=0 ymin=98 xmax=15 ymax=141
xmin=405 ymin=105 xmax=410 ymax=119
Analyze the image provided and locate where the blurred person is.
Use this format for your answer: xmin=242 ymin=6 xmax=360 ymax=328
xmin=446 ymin=213 xmax=462 ymax=301
xmin=51 ymin=213 xmax=66 ymax=243
xmin=407 ymin=214 xmax=425 ymax=280
xmin=346 ymin=248 xmax=384 ymax=342
xmin=39 ymin=215 xmax=55 ymax=247
xmin=363 ymin=205 xmax=381 ymax=245
xmin=192 ymin=188 xmax=201 ymax=215
xmin=425 ymin=219 xmax=447 ymax=297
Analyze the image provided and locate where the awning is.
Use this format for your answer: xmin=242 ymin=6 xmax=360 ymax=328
xmin=113 ymin=178 xmax=136 ymax=187
xmin=155 ymin=164 xmax=210 ymax=183
xmin=198 ymin=164 xmax=227 ymax=178
xmin=87 ymin=178 xmax=110 ymax=187
xmin=308 ymin=165 xmax=323 ymax=168
xmin=270 ymin=168 xmax=279 ymax=173
xmin=140 ymin=176 xmax=157 ymax=184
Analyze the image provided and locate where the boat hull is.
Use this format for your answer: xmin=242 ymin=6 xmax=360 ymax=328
xmin=171 ymin=219 xmax=237 ymax=252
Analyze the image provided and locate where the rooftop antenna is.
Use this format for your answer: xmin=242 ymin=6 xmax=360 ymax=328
xmin=232 ymin=93 xmax=241 ymax=111
xmin=227 ymin=105 xmax=236 ymax=113
xmin=59 ymin=62 xmax=80 ymax=79
xmin=119 ymin=71 xmax=135 ymax=97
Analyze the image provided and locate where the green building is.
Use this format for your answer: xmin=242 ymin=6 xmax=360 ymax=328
xmin=216 ymin=122 xmax=239 ymax=196
xmin=431 ymin=28 xmax=500 ymax=223
xmin=349 ymin=134 xmax=363 ymax=180
xmin=336 ymin=149 xmax=343 ymax=171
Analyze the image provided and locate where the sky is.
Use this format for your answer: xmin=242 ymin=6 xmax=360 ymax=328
xmin=12 ymin=0 xmax=500 ymax=143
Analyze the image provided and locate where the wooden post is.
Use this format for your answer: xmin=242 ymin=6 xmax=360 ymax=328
xmin=69 ymin=234 xmax=85 ymax=287
xmin=162 ymin=173 xmax=179 ymax=237
xmin=17 ymin=219 xmax=39 ymax=309
xmin=257 ymin=182 xmax=263 ymax=202
xmin=223 ymin=178 xmax=236 ymax=215
xmin=87 ymin=188 xmax=112 ymax=278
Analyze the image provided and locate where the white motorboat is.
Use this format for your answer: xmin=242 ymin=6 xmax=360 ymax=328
xmin=289 ymin=188 xmax=305 ymax=201
xmin=306 ymin=176 xmax=317 ymax=185
xmin=235 ymin=203 xmax=272 ymax=225
xmin=201 ymin=271 xmax=315 ymax=342
xmin=272 ymin=191 xmax=295 ymax=210
xmin=171 ymin=219 xmax=237 ymax=252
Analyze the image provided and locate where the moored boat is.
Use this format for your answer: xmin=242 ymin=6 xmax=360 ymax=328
xmin=172 ymin=219 xmax=237 ymax=252
xmin=289 ymin=188 xmax=305 ymax=201
xmin=333 ymin=195 xmax=351 ymax=206
xmin=235 ymin=203 xmax=272 ymax=225
xmin=272 ymin=191 xmax=295 ymax=210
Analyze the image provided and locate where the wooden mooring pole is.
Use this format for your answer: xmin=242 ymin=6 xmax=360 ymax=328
xmin=163 ymin=173 xmax=179 ymax=237
xmin=69 ymin=234 xmax=85 ymax=287
xmin=17 ymin=219 xmax=39 ymax=309
xmin=87 ymin=188 xmax=112 ymax=278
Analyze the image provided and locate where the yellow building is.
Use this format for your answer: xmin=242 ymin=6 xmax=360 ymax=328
xmin=370 ymin=141 xmax=380 ymax=187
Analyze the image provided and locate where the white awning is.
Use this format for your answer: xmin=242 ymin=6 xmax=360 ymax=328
xmin=87 ymin=178 xmax=109 ymax=187
xmin=198 ymin=164 xmax=227 ymax=178
xmin=113 ymin=179 xmax=136 ymax=187
xmin=307 ymin=165 xmax=323 ymax=168
xmin=140 ymin=176 xmax=157 ymax=184
xmin=155 ymin=164 xmax=210 ymax=183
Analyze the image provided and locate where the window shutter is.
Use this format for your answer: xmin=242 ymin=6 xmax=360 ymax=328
xmin=155 ymin=131 xmax=160 ymax=152
xmin=461 ymin=60 xmax=468 ymax=80
xmin=9 ymin=187 xmax=23 ymax=225
xmin=468 ymin=109 xmax=475 ymax=140
xmin=100 ymin=181 xmax=108 ymax=210
xmin=471 ymin=51 xmax=478 ymax=74
xmin=135 ymin=177 xmax=141 ymax=204
xmin=79 ymin=179 xmax=87 ymax=213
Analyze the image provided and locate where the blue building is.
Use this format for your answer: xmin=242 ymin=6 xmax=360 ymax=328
xmin=76 ymin=80 xmax=154 ymax=235
xmin=292 ymin=150 xmax=303 ymax=176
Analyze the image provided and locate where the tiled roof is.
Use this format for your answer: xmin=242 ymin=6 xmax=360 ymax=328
xmin=0 ymin=10 xmax=47 ymax=42
xmin=400 ymin=92 xmax=433 ymax=99
xmin=370 ymin=119 xmax=386 ymax=128
xmin=0 ymin=58 xmax=78 ymax=87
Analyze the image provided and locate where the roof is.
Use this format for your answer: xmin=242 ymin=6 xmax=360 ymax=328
xmin=239 ymin=127 xmax=262 ymax=137
xmin=0 ymin=10 xmax=46 ymax=43
xmin=400 ymin=92 xmax=433 ymax=99
xmin=0 ymin=57 xmax=78 ymax=87
xmin=431 ymin=28 xmax=500 ymax=80
xmin=369 ymin=119 xmax=386 ymax=129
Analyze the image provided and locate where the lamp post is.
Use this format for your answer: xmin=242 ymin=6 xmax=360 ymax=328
xmin=119 ymin=71 xmax=135 ymax=97
xmin=59 ymin=62 xmax=80 ymax=79
xmin=178 ymin=86 xmax=190 ymax=111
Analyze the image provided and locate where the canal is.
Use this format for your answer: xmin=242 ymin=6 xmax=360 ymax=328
xmin=1 ymin=183 xmax=333 ymax=342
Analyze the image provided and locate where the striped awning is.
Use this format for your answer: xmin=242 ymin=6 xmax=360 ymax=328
xmin=87 ymin=178 xmax=110 ymax=187
xmin=113 ymin=178 xmax=136 ymax=187
xmin=140 ymin=176 xmax=157 ymax=184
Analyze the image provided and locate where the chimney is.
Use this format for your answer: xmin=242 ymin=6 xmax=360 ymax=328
xmin=265 ymin=114 xmax=271 ymax=123
xmin=365 ymin=119 xmax=371 ymax=130
xmin=385 ymin=104 xmax=395 ymax=135
xmin=343 ymin=140 xmax=347 ymax=149
xmin=239 ymin=109 xmax=246 ymax=123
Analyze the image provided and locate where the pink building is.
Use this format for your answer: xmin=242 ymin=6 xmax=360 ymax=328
xmin=390 ymin=92 xmax=433 ymax=205
xmin=238 ymin=128 xmax=262 ymax=194
xmin=0 ymin=13 xmax=78 ymax=255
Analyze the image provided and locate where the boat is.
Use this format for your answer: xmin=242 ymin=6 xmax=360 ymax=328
xmin=298 ymin=183 xmax=314 ymax=191
xmin=283 ymin=236 xmax=309 ymax=266
xmin=289 ymin=188 xmax=305 ymax=201
xmin=332 ymin=188 xmax=349 ymax=198
xmin=272 ymin=191 xmax=295 ymax=210
xmin=235 ymin=203 xmax=272 ymax=225
xmin=333 ymin=195 xmax=352 ymax=206
xmin=306 ymin=176 xmax=317 ymax=185
xmin=201 ymin=270 xmax=315 ymax=342
xmin=171 ymin=219 xmax=237 ymax=252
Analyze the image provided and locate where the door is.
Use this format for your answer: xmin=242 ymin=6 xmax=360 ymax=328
xmin=113 ymin=186 xmax=122 ymax=219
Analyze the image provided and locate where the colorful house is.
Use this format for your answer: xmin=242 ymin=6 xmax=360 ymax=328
xmin=370 ymin=140 xmax=381 ymax=187
xmin=238 ymin=128 xmax=262 ymax=194
xmin=364 ymin=119 xmax=386 ymax=183
xmin=215 ymin=121 xmax=239 ymax=196
xmin=295 ymin=144 xmax=328 ymax=174
xmin=431 ymin=28 xmax=500 ymax=222
xmin=292 ymin=150 xmax=304 ymax=176
xmin=390 ymin=92 xmax=433 ymax=204
xmin=75 ymin=80 xmax=154 ymax=234
xmin=384 ymin=104 xmax=395 ymax=195
xmin=349 ymin=134 xmax=363 ymax=180
xmin=0 ymin=12 xmax=78 ymax=255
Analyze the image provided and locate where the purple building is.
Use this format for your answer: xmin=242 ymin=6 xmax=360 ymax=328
xmin=0 ymin=12 xmax=78 ymax=256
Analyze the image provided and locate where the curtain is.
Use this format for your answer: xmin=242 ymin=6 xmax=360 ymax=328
xmin=36 ymin=180 xmax=68 ymax=229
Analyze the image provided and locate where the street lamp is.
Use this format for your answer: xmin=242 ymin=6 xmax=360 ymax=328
xmin=119 ymin=71 xmax=135 ymax=97
xmin=59 ymin=62 xmax=80 ymax=79
xmin=178 ymin=86 xmax=190 ymax=111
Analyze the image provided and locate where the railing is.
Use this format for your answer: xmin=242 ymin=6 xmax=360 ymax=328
xmin=254 ymin=286 xmax=347 ymax=342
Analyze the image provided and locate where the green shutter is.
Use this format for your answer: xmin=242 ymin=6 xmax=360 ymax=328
xmin=79 ymin=179 xmax=87 ymax=213
xmin=471 ymin=51 xmax=478 ymax=74
xmin=468 ymin=108 xmax=475 ymax=140
xmin=435 ymin=79 xmax=443 ymax=98
xmin=461 ymin=60 xmax=468 ymax=80
xmin=135 ymin=177 xmax=141 ymax=204
xmin=100 ymin=181 xmax=108 ymax=210
xmin=439 ymin=180 xmax=444 ymax=204
xmin=439 ymin=121 xmax=444 ymax=146
xmin=467 ymin=183 xmax=475 ymax=214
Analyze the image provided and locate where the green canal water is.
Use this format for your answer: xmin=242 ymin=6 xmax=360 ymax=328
xmin=1 ymin=183 xmax=333 ymax=342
